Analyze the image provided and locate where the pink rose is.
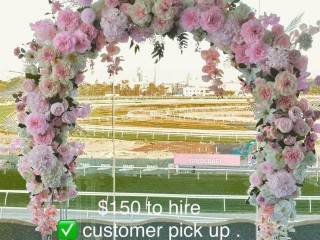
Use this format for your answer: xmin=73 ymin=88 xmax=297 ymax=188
xmin=180 ymin=7 xmax=201 ymax=32
xmin=50 ymin=102 xmax=65 ymax=116
xmin=275 ymin=71 xmax=297 ymax=96
xmin=288 ymin=106 xmax=303 ymax=122
xmin=62 ymin=111 xmax=77 ymax=124
xmin=200 ymin=7 xmax=225 ymax=32
xmin=53 ymin=31 xmax=76 ymax=55
xmin=293 ymin=119 xmax=311 ymax=136
xmin=57 ymin=8 xmax=80 ymax=31
xmin=259 ymin=161 xmax=273 ymax=175
xmin=81 ymin=8 xmax=96 ymax=24
xmin=240 ymin=19 xmax=265 ymax=44
xmin=249 ymin=173 xmax=262 ymax=186
xmin=275 ymin=117 xmax=293 ymax=133
xmin=33 ymin=127 xmax=55 ymax=145
xmin=283 ymin=146 xmax=304 ymax=168
xmin=25 ymin=113 xmax=49 ymax=135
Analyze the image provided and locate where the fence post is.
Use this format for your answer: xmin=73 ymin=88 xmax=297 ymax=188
xmin=223 ymin=197 xmax=226 ymax=212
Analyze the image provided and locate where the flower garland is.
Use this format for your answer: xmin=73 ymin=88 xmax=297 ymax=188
xmin=14 ymin=0 xmax=320 ymax=238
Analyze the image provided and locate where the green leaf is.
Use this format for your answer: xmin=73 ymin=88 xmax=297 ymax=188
xmin=20 ymin=48 xmax=26 ymax=53
xmin=151 ymin=41 xmax=165 ymax=63
xmin=238 ymin=63 xmax=247 ymax=69
xmin=270 ymin=68 xmax=280 ymax=78
xmin=18 ymin=54 xmax=24 ymax=59
xmin=129 ymin=40 xmax=134 ymax=49
xmin=256 ymin=118 xmax=263 ymax=128
xmin=25 ymin=73 xmax=41 ymax=82
xmin=18 ymin=123 xmax=26 ymax=128
xmin=134 ymin=44 xmax=140 ymax=54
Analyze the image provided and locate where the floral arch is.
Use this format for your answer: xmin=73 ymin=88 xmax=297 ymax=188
xmin=14 ymin=0 xmax=320 ymax=239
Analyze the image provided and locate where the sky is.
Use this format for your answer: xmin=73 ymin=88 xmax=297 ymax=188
xmin=1 ymin=0 xmax=320 ymax=85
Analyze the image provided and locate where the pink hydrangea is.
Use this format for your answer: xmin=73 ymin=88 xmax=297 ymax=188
xmin=39 ymin=77 xmax=61 ymax=98
xmin=129 ymin=27 xmax=152 ymax=43
xmin=250 ymin=173 xmax=262 ymax=186
xmin=180 ymin=7 xmax=201 ymax=32
xmin=101 ymin=8 xmax=128 ymax=41
xmin=75 ymin=0 xmax=92 ymax=7
xmin=200 ymin=7 xmax=225 ymax=32
xmin=81 ymin=8 xmax=96 ymax=24
xmin=26 ymin=92 xmax=50 ymax=114
xmin=151 ymin=17 xmax=174 ymax=35
xmin=50 ymin=102 xmax=65 ymax=116
xmin=274 ymin=71 xmax=297 ymax=96
xmin=30 ymin=20 xmax=57 ymax=41
xmin=283 ymin=146 xmax=304 ymax=168
xmin=267 ymin=170 xmax=297 ymax=198
xmin=57 ymin=8 xmax=80 ymax=31
xmin=74 ymin=30 xmax=91 ymax=53
xmin=79 ymin=23 xmax=98 ymax=41
xmin=23 ymin=78 xmax=36 ymax=92
xmin=240 ymin=19 xmax=265 ymax=44
xmin=275 ymin=118 xmax=293 ymax=133
xmin=53 ymin=31 xmax=76 ymax=54
xmin=33 ymin=127 xmax=55 ymax=145
xmin=25 ymin=113 xmax=49 ymax=135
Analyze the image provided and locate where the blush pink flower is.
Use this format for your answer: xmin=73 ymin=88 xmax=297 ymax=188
xmin=277 ymin=95 xmax=296 ymax=111
xmin=74 ymin=30 xmax=91 ymax=53
xmin=105 ymin=0 xmax=120 ymax=8
xmin=284 ymin=135 xmax=297 ymax=146
xmin=255 ymin=82 xmax=275 ymax=103
xmin=52 ymin=1 xmax=63 ymax=14
xmin=180 ymin=7 xmax=200 ymax=32
xmin=25 ymin=113 xmax=49 ymax=135
xmin=283 ymin=146 xmax=304 ymax=168
xmin=26 ymin=92 xmax=50 ymax=114
xmin=57 ymin=8 xmax=80 ymax=31
xmin=267 ymin=170 xmax=297 ymax=198
xmin=53 ymin=31 xmax=76 ymax=54
xmin=22 ymin=78 xmax=36 ymax=92
xmin=130 ymin=1 xmax=151 ymax=25
xmin=240 ymin=19 xmax=265 ymax=44
xmin=297 ymin=98 xmax=309 ymax=111
xmin=68 ymin=187 xmax=78 ymax=198
xmin=274 ymin=34 xmax=290 ymax=48
xmin=81 ymin=8 xmax=96 ymax=24
xmin=259 ymin=161 xmax=274 ymax=175
xmin=76 ymin=104 xmax=91 ymax=118
xmin=50 ymin=102 xmax=65 ymax=116
xmin=256 ymin=195 xmax=266 ymax=207
xmin=274 ymin=71 xmax=297 ymax=96
xmin=271 ymin=24 xmax=284 ymax=36
xmin=40 ymin=47 xmax=56 ymax=65
xmin=275 ymin=118 xmax=293 ymax=133
xmin=245 ymin=42 xmax=268 ymax=63
xmin=39 ymin=77 xmax=61 ymax=98
xmin=120 ymin=3 xmax=131 ymax=15
xmin=293 ymin=119 xmax=311 ymax=136
xmin=30 ymin=20 xmax=57 ymax=41
xmin=33 ymin=127 xmax=55 ymax=145
xmin=79 ymin=23 xmax=98 ymax=41
xmin=14 ymin=47 xmax=20 ymax=56
xmin=250 ymin=173 xmax=262 ymax=186
xmin=62 ymin=111 xmax=77 ymax=124
xmin=232 ymin=43 xmax=249 ymax=64
xmin=196 ymin=0 xmax=214 ymax=10
xmin=314 ymin=76 xmax=320 ymax=87
xmin=75 ymin=0 xmax=92 ymax=7
xmin=75 ymin=72 xmax=85 ymax=85
xmin=151 ymin=17 xmax=174 ymax=35
xmin=200 ymin=7 xmax=225 ymax=32
xmin=129 ymin=26 xmax=152 ymax=43
xmin=28 ymin=145 xmax=57 ymax=172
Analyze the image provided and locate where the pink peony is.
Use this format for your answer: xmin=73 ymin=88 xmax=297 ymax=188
xmin=283 ymin=146 xmax=304 ymax=168
xmin=29 ymin=145 xmax=57 ymax=172
xmin=130 ymin=1 xmax=151 ymax=25
xmin=200 ymin=7 xmax=225 ymax=32
xmin=274 ymin=71 xmax=297 ymax=96
xmin=250 ymin=173 xmax=262 ymax=186
xmin=62 ymin=111 xmax=77 ymax=124
xmin=53 ymin=62 xmax=73 ymax=81
xmin=277 ymin=95 xmax=296 ymax=111
xmin=33 ymin=127 xmax=55 ymax=145
xmin=57 ymin=8 xmax=80 ymax=31
xmin=23 ymin=78 xmax=36 ymax=92
xmin=240 ymin=19 xmax=265 ymax=44
xmin=245 ymin=42 xmax=268 ymax=63
xmin=255 ymin=82 xmax=275 ymax=103
xmin=275 ymin=117 xmax=293 ymax=133
xmin=75 ymin=0 xmax=92 ymax=7
xmin=81 ymin=8 xmax=96 ymax=24
xmin=53 ymin=31 xmax=76 ymax=55
xmin=39 ymin=77 xmax=61 ymax=98
xmin=79 ymin=23 xmax=98 ymax=41
xmin=101 ymin=8 xmax=128 ymax=42
xmin=25 ymin=113 xmax=49 ymax=135
xmin=293 ymin=119 xmax=311 ymax=136
xmin=180 ymin=7 xmax=200 ymax=31
xmin=74 ymin=30 xmax=91 ymax=53
xmin=30 ymin=19 xmax=57 ymax=41
xmin=50 ymin=102 xmax=65 ymax=116
xmin=267 ymin=170 xmax=297 ymax=198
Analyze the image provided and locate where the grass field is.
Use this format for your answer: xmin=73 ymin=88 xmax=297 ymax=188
xmin=1 ymin=170 xmax=320 ymax=215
